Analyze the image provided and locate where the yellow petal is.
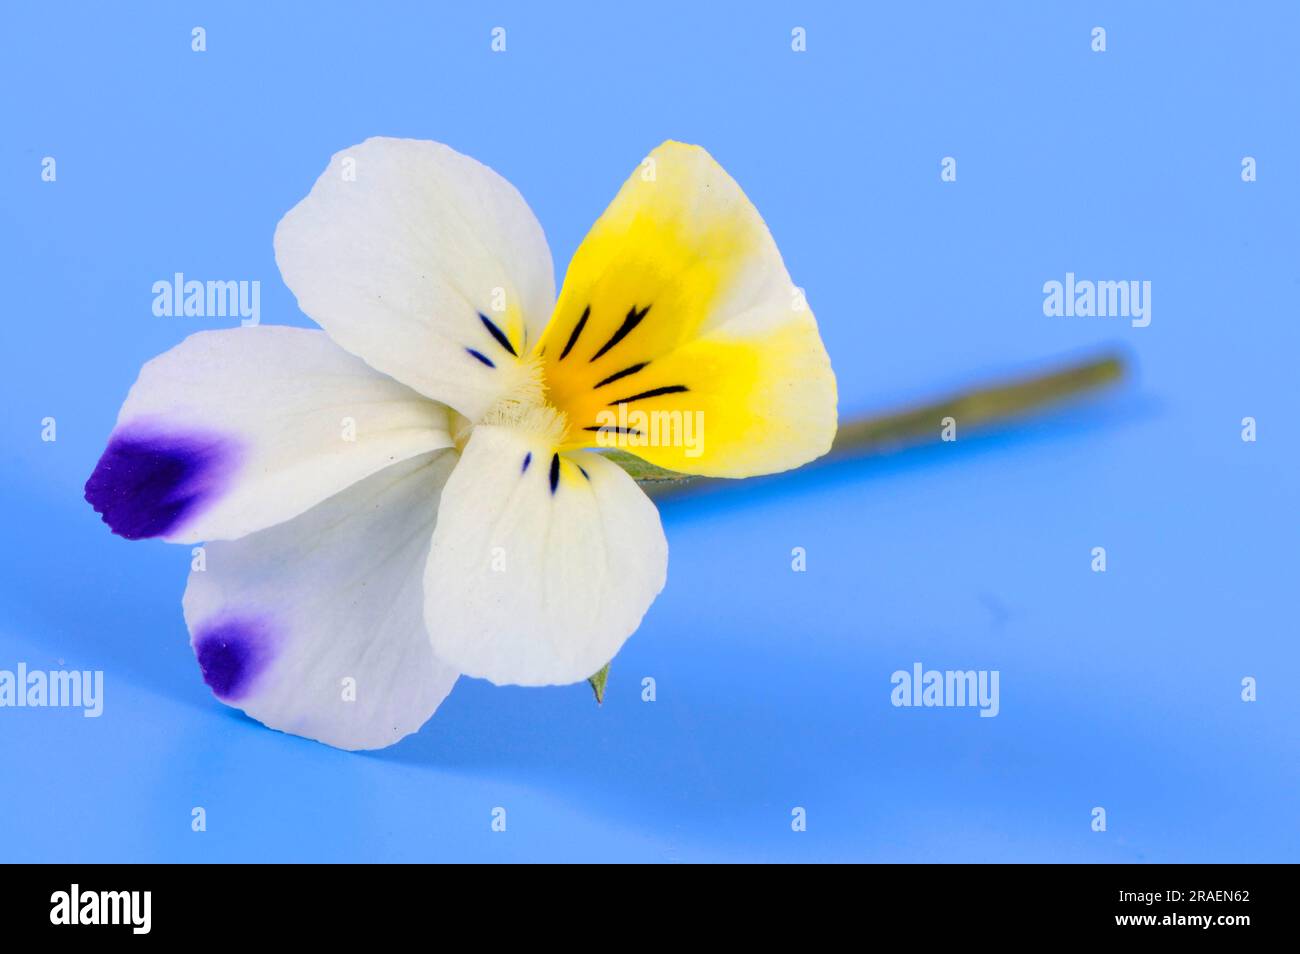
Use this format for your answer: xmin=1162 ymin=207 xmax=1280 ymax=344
xmin=537 ymin=141 xmax=837 ymax=477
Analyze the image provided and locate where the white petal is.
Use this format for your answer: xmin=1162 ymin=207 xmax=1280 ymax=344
xmin=423 ymin=424 xmax=668 ymax=686
xmin=85 ymin=327 xmax=451 ymax=543
xmin=182 ymin=452 xmax=460 ymax=751
xmin=274 ymin=137 xmax=555 ymax=420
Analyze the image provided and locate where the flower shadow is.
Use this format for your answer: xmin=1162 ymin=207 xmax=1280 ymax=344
xmin=370 ymin=391 xmax=1157 ymax=837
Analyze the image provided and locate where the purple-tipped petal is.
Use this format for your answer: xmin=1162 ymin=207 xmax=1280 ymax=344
xmin=193 ymin=617 xmax=275 ymax=701
xmin=84 ymin=423 xmax=241 ymax=540
xmin=84 ymin=329 xmax=452 ymax=543
xmin=181 ymin=452 xmax=460 ymax=750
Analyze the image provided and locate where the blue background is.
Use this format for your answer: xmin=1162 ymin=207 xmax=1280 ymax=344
xmin=1 ymin=1 xmax=1296 ymax=862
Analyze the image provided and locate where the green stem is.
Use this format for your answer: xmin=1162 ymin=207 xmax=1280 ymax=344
xmin=587 ymin=663 xmax=610 ymax=704
xmin=604 ymin=350 xmax=1128 ymax=499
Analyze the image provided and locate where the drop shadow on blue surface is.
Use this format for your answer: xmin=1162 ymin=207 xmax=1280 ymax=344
xmin=2 ymin=384 xmax=1163 ymax=850
xmin=368 ymin=391 xmax=1161 ymax=841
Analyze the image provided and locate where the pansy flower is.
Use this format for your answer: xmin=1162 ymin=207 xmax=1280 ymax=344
xmin=85 ymin=138 xmax=837 ymax=749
